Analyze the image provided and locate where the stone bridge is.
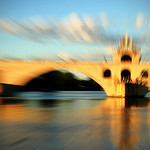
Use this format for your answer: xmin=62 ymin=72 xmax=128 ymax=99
xmin=0 ymin=35 xmax=150 ymax=96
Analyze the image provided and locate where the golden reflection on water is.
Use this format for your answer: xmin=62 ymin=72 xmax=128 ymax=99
xmin=0 ymin=96 xmax=150 ymax=149
xmin=0 ymin=98 xmax=54 ymax=123
xmin=89 ymin=97 xmax=142 ymax=150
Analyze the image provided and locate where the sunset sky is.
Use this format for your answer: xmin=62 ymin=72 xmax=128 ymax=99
xmin=0 ymin=0 xmax=150 ymax=60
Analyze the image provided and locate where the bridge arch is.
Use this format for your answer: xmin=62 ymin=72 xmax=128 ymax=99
xmin=121 ymin=69 xmax=131 ymax=81
xmin=21 ymin=68 xmax=106 ymax=92
xmin=23 ymin=69 xmax=103 ymax=91
xmin=1 ymin=62 xmax=121 ymax=96
xmin=121 ymin=55 xmax=132 ymax=62
xmin=103 ymin=69 xmax=111 ymax=78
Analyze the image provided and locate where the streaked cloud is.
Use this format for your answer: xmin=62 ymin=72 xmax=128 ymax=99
xmin=100 ymin=13 xmax=109 ymax=27
xmin=135 ymin=13 xmax=144 ymax=29
xmin=0 ymin=12 xmax=150 ymax=47
xmin=147 ymin=20 xmax=150 ymax=29
xmin=105 ymin=45 xmax=115 ymax=55
xmin=58 ymin=52 xmax=74 ymax=61
xmin=0 ymin=13 xmax=117 ymax=45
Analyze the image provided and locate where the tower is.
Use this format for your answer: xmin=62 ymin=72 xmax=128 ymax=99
xmin=113 ymin=34 xmax=140 ymax=64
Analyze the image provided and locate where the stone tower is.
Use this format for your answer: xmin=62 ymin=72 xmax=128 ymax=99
xmin=113 ymin=34 xmax=140 ymax=64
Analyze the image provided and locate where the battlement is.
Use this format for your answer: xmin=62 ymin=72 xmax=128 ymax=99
xmin=113 ymin=34 xmax=140 ymax=64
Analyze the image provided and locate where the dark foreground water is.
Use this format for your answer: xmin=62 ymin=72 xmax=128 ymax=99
xmin=1 ymin=91 xmax=150 ymax=150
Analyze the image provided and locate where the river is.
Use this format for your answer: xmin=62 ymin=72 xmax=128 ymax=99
xmin=0 ymin=91 xmax=150 ymax=150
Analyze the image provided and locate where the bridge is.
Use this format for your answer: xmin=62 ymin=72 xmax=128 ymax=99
xmin=0 ymin=35 xmax=150 ymax=96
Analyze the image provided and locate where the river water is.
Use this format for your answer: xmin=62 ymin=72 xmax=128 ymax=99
xmin=0 ymin=91 xmax=150 ymax=150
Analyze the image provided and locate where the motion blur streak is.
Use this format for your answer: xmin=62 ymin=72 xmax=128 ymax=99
xmin=0 ymin=13 xmax=133 ymax=44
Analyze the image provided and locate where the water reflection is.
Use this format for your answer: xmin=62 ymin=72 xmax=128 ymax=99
xmin=0 ymin=92 xmax=150 ymax=149
xmin=39 ymin=99 xmax=59 ymax=107
xmin=125 ymin=97 xmax=150 ymax=108
xmin=91 ymin=97 xmax=150 ymax=150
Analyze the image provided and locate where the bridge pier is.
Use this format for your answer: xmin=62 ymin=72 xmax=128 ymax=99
xmin=0 ymin=84 xmax=22 ymax=97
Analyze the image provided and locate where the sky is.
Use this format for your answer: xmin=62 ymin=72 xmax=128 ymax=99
xmin=0 ymin=0 xmax=150 ymax=60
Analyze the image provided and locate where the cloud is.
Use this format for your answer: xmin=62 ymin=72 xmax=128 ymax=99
xmin=1 ymin=12 xmax=149 ymax=48
xmin=147 ymin=20 xmax=150 ymax=29
xmin=105 ymin=45 xmax=114 ymax=55
xmin=58 ymin=52 xmax=74 ymax=61
xmin=135 ymin=13 xmax=144 ymax=29
xmin=100 ymin=13 xmax=109 ymax=27
xmin=1 ymin=12 xmax=150 ymax=54
xmin=0 ymin=13 xmax=118 ymax=45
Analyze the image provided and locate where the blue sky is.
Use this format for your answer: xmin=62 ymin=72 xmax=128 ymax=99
xmin=0 ymin=0 xmax=150 ymax=60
